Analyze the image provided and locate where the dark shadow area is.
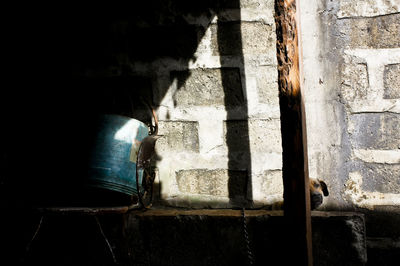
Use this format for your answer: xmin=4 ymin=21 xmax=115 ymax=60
xmin=1 ymin=0 xmax=252 ymax=208
xmin=216 ymin=15 xmax=253 ymax=203
xmin=1 ymin=1 xmax=253 ymax=265
xmin=216 ymin=10 xmax=253 ymax=205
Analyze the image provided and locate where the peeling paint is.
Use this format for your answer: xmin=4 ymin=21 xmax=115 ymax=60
xmin=343 ymin=172 xmax=400 ymax=209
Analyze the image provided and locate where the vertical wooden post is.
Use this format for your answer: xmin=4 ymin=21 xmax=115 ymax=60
xmin=274 ymin=0 xmax=313 ymax=266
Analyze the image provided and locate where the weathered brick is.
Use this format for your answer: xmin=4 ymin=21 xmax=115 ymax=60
xmin=240 ymin=22 xmax=275 ymax=55
xmin=240 ymin=0 xmax=272 ymax=9
xmin=249 ymin=119 xmax=282 ymax=153
xmin=211 ymin=22 xmax=275 ymax=56
xmin=210 ymin=22 xmax=241 ymax=56
xmin=223 ymin=120 xmax=250 ymax=153
xmin=176 ymin=169 xmax=248 ymax=199
xmin=355 ymin=163 xmax=400 ymax=194
xmin=223 ymin=119 xmax=282 ymax=152
xmin=338 ymin=0 xmax=400 ymax=18
xmin=384 ymin=64 xmax=400 ymax=99
xmin=340 ymin=14 xmax=400 ymax=48
xmin=171 ymin=68 xmax=243 ymax=107
xmin=256 ymin=65 xmax=279 ymax=106
xmin=157 ymin=121 xmax=199 ymax=152
xmin=341 ymin=58 xmax=369 ymax=102
xmin=260 ymin=170 xmax=283 ymax=196
xmin=349 ymin=113 xmax=400 ymax=150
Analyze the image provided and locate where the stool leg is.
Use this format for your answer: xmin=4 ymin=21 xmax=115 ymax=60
xmin=94 ymin=216 xmax=117 ymax=264
xmin=26 ymin=215 xmax=44 ymax=253
xmin=23 ymin=215 xmax=44 ymax=263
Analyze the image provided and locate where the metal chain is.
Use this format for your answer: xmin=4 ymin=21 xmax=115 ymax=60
xmin=241 ymin=208 xmax=254 ymax=265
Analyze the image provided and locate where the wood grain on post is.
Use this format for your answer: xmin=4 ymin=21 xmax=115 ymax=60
xmin=274 ymin=0 xmax=313 ymax=265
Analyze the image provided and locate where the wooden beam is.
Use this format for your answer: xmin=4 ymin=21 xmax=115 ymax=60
xmin=274 ymin=0 xmax=313 ymax=265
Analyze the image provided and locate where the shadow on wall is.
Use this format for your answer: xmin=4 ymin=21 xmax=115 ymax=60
xmin=0 ymin=0 xmax=251 ymax=207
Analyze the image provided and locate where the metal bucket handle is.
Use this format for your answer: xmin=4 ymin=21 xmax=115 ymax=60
xmin=135 ymin=101 xmax=161 ymax=209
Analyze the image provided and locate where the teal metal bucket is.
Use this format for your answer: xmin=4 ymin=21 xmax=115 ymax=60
xmin=87 ymin=114 xmax=149 ymax=195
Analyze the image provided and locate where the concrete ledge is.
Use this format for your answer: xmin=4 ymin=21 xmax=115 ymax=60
xmin=12 ymin=209 xmax=367 ymax=266
xmin=125 ymin=210 xmax=367 ymax=266
xmin=129 ymin=209 xmax=361 ymax=218
xmin=131 ymin=208 xmax=284 ymax=217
